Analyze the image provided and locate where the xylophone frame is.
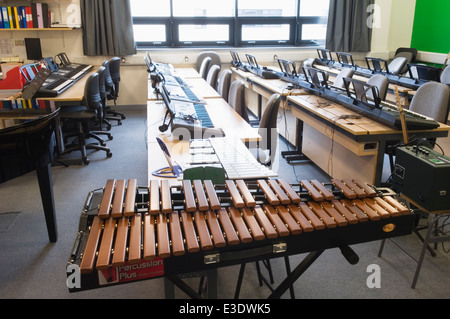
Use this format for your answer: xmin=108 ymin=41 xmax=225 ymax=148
xmin=67 ymin=179 xmax=414 ymax=298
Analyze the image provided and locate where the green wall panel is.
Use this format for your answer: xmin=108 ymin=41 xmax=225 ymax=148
xmin=411 ymin=0 xmax=450 ymax=54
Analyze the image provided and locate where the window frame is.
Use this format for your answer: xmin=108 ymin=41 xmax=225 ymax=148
xmin=131 ymin=0 xmax=328 ymax=48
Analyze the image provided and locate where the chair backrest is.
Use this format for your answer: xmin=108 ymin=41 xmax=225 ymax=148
xmin=387 ymin=57 xmax=407 ymax=75
xmin=196 ymin=51 xmax=221 ymax=73
xmin=258 ymin=94 xmax=281 ymax=152
xmin=109 ymin=57 xmax=121 ymax=97
xmin=367 ymin=74 xmax=389 ymax=101
xmin=395 ymin=47 xmax=418 ymax=62
xmin=440 ymin=66 xmax=450 ymax=85
xmin=0 ymin=109 xmax=59 ymax=182
xmin=198 ymin=57 xmax=211 ymax=80
xmin=395 ymin=48 xmax=416 ymax=74
xmin=410 ymin=82 xmax=450 ymax=123
xmin=102 ymin=60 xmax=116 ymax=98
xmin=334 ymin=68 xmax=354 ymax=88
xmin=84 ymin=72 xmax=103 ymax=112
xmin=228 ymin=80 xmax=249 ymax=123
xmin=96 ymin=66 xmax=106 ymax=102
xmin=206 ymin=65 xmax=220 ymax=89
xmin=217 ymin=69 xmax=232 ymax=102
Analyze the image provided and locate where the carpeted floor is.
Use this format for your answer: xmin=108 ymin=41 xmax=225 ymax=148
xmin=0 ymin=106 xmax=449 ymax=300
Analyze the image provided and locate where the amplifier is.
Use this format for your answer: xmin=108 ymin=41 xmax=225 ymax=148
xmin=393 ymin=145 xmax=450 ymax=212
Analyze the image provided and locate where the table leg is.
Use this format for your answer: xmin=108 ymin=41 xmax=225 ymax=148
xmin=36 ymin=163 xmax=57 ymax=242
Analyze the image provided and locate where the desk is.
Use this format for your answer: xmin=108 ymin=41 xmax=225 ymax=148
xmin=147 ymin=98 xmax=261 ymax=184
xmin=287 ymin=94 xmax=450 ymax=185
xmin=147 ymin=67 xmax=261 ymax=185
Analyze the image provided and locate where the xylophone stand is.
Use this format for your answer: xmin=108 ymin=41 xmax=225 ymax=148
xmin=164 ymin=270 xmax=218 ymax=299
xmin=268 ymin=250 xmax=325 ymax=299
xmin=234 ymin=257 xmax=295 ymax=299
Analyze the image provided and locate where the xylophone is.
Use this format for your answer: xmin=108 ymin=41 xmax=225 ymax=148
xmin=67 ymin=178 xmax=414 ymax=295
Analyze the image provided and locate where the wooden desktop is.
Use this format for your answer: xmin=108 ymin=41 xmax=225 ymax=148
xmin=231 ymin=65 xmax=450 ymax=186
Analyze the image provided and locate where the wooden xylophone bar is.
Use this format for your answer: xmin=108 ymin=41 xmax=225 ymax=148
xmin=75 ymin=178 xmax=411 ymax=276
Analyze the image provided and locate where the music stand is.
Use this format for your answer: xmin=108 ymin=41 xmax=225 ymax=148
xmin=366 ymin=57 xmax=389 ymax=74
xmin=21 ymin=68 xmax=52 ymax=100
xmin=317 ymin=49 xmax=334 ymax=64
xmin=343 ymin=77 xmax=381 ymax=109
xmin=230 ymin=51 xmax=242 ymax=67
xmin=336 ymin=52 xmax=355 ymax=68
xmin=278 ymin=59 xmax=297 ymax=77
xmin=302 ymin=66 xmax=329 ymax=89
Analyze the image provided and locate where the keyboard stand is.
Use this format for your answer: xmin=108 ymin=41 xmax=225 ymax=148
xmin=281 ymin=119 xmax=310 ymax=164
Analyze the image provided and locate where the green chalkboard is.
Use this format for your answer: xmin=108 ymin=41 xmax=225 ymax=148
xmin=411 ymin=0 xmax=450 ymax=54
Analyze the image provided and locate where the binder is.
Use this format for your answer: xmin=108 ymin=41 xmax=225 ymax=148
xmin=36 ymin=3 xmax=44 ymax=28
xmin=42 ymin=3 xmax=49 ymax=28
xmin=13 ymin=6 xmax=19 ymax=29
xmin=26 ymin=6 xmax=33 ymax=28
xmin=21 ymin=6 xmax=27 ymax=28
xmin=7 ymin=7 xmax=14 ymax=29
xmin=31 ymin=3 xmax=38 ymax=28
xmin=1 ymin=7 xmax=9 ymax=29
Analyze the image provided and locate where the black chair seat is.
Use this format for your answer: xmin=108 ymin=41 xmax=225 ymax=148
xmin=60 ymin=106 xmax=96 ymax=120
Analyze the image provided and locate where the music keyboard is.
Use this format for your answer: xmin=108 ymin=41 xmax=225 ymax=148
xmin=278 ymin=73 xmax=440 ymax=130
xmin=34 ymin=64 xmax=93 ymax=97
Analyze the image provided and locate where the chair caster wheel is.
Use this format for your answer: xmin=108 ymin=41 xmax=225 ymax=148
xmin=83 ymin=157 xmax=90 ymax=165
xmin=107 ymin=152 xmax=112 ymax=158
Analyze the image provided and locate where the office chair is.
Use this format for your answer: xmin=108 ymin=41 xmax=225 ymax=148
xmin=96 ymin=66 xmax=111 ymax=130
xmin=228 ymin=80 xmax=250 ymax=123
xmin=333 ymin=68 xmax=354 ymax=88
xmin=198 ymin=57 xmax=211 ymax=80
xmin=106 ymin=57 xmax=126 ymax=121
xmin=367 ymin=74 xmax=389 ymax=101
xmin=59 ymin=72 xmax=112 ymax=165
xmin=196 ymin=51 xmax=221 ymax=75
xmin=206 ymin=65 xmax=220 ymax=90
xmin=216 ymin=69 xmax=232 ymax=102
xmin=100 ymin=59 xmax=122 ymax=126
xmin=440 ymin=66 xmax=450 ymax=85
xmin=0 ymin=109 xmax=60 ymax=242
xmin=394 ymin=48 xmax=417 ymax=74
xmin=409 ymin=82 xmax=449 ymax=123
xmin=387 ymin=57 xmax=408 ymax=75
xmin=255 ymin=94 xmax=282 ymax=167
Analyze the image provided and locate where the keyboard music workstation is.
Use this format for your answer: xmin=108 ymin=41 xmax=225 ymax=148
xmin=230 ymin=53 xmax=450 ymax=185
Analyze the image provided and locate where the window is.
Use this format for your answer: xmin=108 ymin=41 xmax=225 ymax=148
xmin=130 ymin=0 xmax=329 ymax=48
